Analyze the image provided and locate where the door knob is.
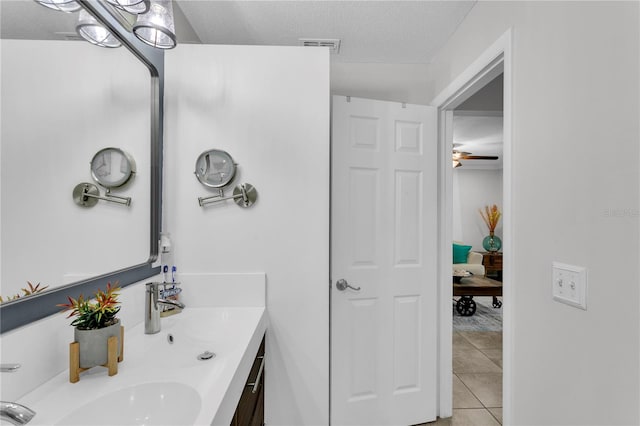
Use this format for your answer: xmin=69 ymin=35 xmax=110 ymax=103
xmin=336 ymin=279 xmax=361 ymax=292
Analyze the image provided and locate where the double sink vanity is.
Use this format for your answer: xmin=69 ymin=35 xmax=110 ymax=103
xmin=4 ymin=273 xmax=268 ymax=426
xmin=15 ymin=305 xmax=266 ymax=425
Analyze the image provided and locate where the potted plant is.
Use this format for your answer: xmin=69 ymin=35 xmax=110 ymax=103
xmin=58 ymin=282 xmax=122 ymax=369
xmin=0 ymin=281 xmax=49 ymax=304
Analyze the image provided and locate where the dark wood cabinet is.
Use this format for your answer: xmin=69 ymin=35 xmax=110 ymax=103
xmin=231 ymin=336 xmax=265 ymax=426
xmin=481 ymin=251 xmax=503 ymax=281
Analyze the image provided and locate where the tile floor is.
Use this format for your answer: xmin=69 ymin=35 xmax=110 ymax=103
xmin=419 ymin=330 xmax=503 ymax=426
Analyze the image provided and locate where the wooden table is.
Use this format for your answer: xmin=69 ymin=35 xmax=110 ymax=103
xmin=481 ymin=251 xmax=503 ymax=281
xmin=453 ymin=275 xmax=502 ymax=316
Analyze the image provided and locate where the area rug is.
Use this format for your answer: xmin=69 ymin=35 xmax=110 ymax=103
xmin=453 ymin=296 xmax=502 ymax=332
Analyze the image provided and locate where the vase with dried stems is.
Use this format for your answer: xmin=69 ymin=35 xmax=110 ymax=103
xmin=479 ymin=204 xmax=502 ymax=252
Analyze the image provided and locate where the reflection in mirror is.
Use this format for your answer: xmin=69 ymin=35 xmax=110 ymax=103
xmin=0 ymin=0 xmax=164 ymax=332
xmin=1 ymin=8 xmax=149 ymax=301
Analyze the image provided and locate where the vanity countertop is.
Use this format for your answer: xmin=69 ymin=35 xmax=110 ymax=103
xmin=17 ymin=306 xmax=267 ymax=426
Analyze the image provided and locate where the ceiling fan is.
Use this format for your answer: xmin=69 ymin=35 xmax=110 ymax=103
xmin=452 ymin=150 xmax=499 ymax=168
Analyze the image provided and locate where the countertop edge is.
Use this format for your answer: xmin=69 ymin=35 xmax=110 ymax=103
xmin=210 ymin=309 xmax=268 ymax=425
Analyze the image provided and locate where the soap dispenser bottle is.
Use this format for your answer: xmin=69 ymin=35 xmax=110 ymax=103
xmin=159 ymin=233 xmax=181 ymax=315
xmin=160 ymin=232 xmax=173 ymax=283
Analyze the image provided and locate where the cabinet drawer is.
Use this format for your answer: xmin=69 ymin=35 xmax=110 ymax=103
xmin=488 ymin=257 xmax=502 ymax=267
xmin=231 ymin=335 xmax=265 ymax=426
xmin=482 ymin=254 xmax=503 ymax=267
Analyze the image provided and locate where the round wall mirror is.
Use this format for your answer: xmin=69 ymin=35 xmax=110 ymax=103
xmin=194 ymin=149 xmax=236 ymax=188
xmin=90 ymin=147 xmax=136 ymax=189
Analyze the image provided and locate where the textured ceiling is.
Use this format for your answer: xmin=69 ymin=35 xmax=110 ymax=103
xmin=175 ymin=1 xmax=476 ymax=64
xmin=2 ymin=0 xmax=477 ymax=62
xmin=1 ymin=1 xmax=477 ymax=103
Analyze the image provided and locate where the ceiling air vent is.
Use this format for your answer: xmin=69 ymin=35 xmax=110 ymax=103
xmin=299 ymin=38 xmax=341 ymax=54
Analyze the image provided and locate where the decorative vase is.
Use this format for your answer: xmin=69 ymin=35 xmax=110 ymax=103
xmin=482 ymin=231 xmax=502 ymax=252
xmin=74 ymin=319 xmax=122 ymax=368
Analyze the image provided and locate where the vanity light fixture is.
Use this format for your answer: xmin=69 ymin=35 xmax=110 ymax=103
xmin=34 ymin=0 xmax=81 ymax=13
xmin=104 ymin=0 xmax=150 ymax=14
xmin=132 ymin=0 xmax=177 ymax=49
xmin=76 ymin=9 xmax=122 ymax=48
xmin=33 ymin=0 xmax=177 ymax=50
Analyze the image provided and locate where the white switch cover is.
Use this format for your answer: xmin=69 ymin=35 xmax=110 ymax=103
xmin=552 ymin=262 xmax=587 ymax=310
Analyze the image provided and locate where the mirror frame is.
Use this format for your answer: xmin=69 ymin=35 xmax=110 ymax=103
xmin=0 ymin=0 xmax=164 ymax=333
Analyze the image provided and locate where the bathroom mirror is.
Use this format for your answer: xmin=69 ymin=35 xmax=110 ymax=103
xmin=0 ymin=0 xmax=164 ymax=333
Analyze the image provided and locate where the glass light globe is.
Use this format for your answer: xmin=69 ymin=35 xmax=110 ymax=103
xmin=133 ymin=0 xmax=177 ymax=49
xmin=104 ymin=0 xmax=150 ymax=15
xmin=76 ymin=9 xmax=122 ymax=48
xmin=33 ymin=0 xmax=81 ymax=13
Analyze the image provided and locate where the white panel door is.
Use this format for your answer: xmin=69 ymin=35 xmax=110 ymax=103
xmin=331 ymin=96 xmax=438 ymax=425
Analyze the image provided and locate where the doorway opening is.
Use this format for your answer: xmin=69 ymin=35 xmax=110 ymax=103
xmin=450 ymin=72 xmax=504 ymax=425
xmin=433 ymin=28 xmax=512 ymax=425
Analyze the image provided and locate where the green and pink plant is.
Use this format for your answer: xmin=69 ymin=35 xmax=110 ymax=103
xmin=0 ymin=281 xmax=49 ymax=304
xmin=58 ymin=282 xmax=121 ymax=330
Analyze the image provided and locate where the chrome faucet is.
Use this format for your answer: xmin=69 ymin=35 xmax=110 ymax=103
xmin=1 ymin=364 xmax=35 ymax=425
xmin=145 ymin=282 xmax=185 ymax=334
xmin=0 ymin=402 xmax=36 ymax=425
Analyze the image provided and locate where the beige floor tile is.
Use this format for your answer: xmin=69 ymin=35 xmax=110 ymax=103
xmin=457 ymin=331 xmax=502 ymax=350
xmin=456 ymin=373 xmax=502 ymax=408
xmin=453 ymin=374 xmax=483 ymax=408
xmin=488 ymin=407 xmax=502 ymax=424
xmin=453 ymin=332 xmax=475 ymax=350
xmin=420 ymin=409 xmax=500 ymax=426
xmin=433 ymin=416 xmax=452 ymax=425
xmin=416 ymin=416 xmax=452 ymax=425
xmin=453 ymin=347 xmax=502 ymax=374
xmin=450 ymin=408 xmax=500 ymax=425
xmin=479 ymin=348 xmax=503 ymax=369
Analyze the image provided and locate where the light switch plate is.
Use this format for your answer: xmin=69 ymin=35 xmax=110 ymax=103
xmin=552 ymin=262 xmax=587 ymax=310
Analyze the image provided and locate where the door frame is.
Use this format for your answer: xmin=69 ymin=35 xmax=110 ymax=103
xmin=431 ymin=28 xmax=513 ymax=423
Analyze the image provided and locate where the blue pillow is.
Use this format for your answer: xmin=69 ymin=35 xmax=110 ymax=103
xmin=453 ymin=244 xmax=472 ymax=264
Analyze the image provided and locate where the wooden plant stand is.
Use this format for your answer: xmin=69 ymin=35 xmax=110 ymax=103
xmin=69 ymin=326 xmax=124 ymax=383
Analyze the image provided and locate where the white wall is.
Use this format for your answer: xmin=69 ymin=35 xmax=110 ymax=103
xmin=452 ymin=168 xmax=503 ymax=251
xmin=331 ymin=62 xmax=432 ymax=104
xmin=429 ymin=2 xmax=639 ymax=424
xmin=164 ymin=45 xmax=330 ymax=425
xmin=0 ymin=40 xmax=150 ymax=299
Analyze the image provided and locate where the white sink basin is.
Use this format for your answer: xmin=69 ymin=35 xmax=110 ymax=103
xmin=17 ymin=307 xmax=267 ymax=426
xmin=55 ymin=382 xmax=201 ymax=426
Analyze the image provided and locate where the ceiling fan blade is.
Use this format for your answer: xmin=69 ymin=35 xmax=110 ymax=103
xmin=452 ymin=150 xmax=471 ymax=160
xmin=460 ymin=155 xmax=499 ymax=160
